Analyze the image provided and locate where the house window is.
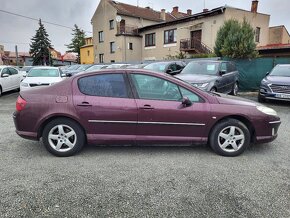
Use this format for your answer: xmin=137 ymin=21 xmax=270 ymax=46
xmin=255 ymin=27 xmax=261 ymax=43
xmin=110 ymin=42 xmax=116 ymax=53
xmin=128 ymin=42 xmax=133 ymax=50
xmin=98 ymin=31 xmax=104 ymax=42
xmin=145 ymin=33 xmax=155 ymax=47
xmin=87 ymin=50 xmax=90 ymax=56
xmin=111 ymin=60 xmax=115 ymax=63
xmin=99 ymin=54 xmax=104 ymax=63
xmin=164 ymin=29 xmax=177 ymax=44
xmin=109 ymin=20 xmax=114 ymax=30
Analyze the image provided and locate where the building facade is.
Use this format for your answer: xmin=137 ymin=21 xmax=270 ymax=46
xmin=91 ymin=0 xmax=286 ymax=62
xmin=80 ymin=37 xmax=94 ymax=64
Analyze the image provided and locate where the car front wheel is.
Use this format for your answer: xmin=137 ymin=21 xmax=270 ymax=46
xmin=209 ymin=119 xmax=250 ymax=157
xmin=42 ymin=118 xmax=85 ymax=157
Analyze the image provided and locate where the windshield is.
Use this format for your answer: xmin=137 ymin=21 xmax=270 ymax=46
xmin=78 ymin=65 xmax=92 ymax=71
xmin=28 ymin=69 xmax=60 ymax=77
xmin=67 ymin=65 xmax=80 ymax=70
xmin=21 ymin=66 xmax=34 ymax=72
xmin=270 ymin=65 xmax=290 ymax=77
xmin=181 ymin=62 xmax=219 ymax=75
xmin=86 ymin=65 xmax=105 ymax=72
xmin=144 ymin=62 xmax=168 ymax=72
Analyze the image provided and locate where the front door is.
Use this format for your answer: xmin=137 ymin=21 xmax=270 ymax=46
xmin=130 ymin=73 xmax=209 ymax=143
xmin=191 ymin=30 xmax=202 ymax=41
xmin=73 ymin=72 xmax=137 ymax=144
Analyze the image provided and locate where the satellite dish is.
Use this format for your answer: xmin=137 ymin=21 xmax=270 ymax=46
xmin=116 ymin=15 xmax=122 ymax=22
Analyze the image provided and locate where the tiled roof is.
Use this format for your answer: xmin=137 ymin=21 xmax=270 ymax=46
xmin=257 ymin=44 xmax=290 ymax=50
xmin=5 ymin=51 xmax=31 ymax=58
xmin=108 ymin=1 xmax=186 ymax=22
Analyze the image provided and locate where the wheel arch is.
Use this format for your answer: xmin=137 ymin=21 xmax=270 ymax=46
xmin=209 ymin=115 xmax=255 ymax=143
xmin=37 ymin=115 xmax=87 ymax=142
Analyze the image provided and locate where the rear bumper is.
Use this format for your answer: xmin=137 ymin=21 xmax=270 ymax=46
xmin=13 ymin=112 xmax=38 ymax=141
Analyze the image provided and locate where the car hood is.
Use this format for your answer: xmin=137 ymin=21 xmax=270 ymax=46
xmin=176 ymin=74 xmax=218 ymax=83
xmin=215 ymin=93 xmax=260 ymax=107
xmin=265 ymin=76 xmax=290 ymax=85
xmin=22 ymin=77 xmax=63 ymax=84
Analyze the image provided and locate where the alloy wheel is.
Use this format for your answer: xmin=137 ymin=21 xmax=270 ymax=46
xmin=217 ymin=126 xmax=245 ymax=152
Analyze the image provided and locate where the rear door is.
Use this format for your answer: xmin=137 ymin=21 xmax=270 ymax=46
xmin=73 ymin=72 xmax=138 ymax=144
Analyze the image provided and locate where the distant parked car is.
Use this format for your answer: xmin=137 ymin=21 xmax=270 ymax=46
xmin=20 ymin=66 xmax=66 ymax=91
xmin=106 ymin=64 xmax=131 ymax=69
xmin=176 ymin=60 xmax=239 ymax=95
xmin=125 ymin=63 xmax=148 ymax=69
xmin=0 ymin=66 xmax=22 ymax=96
xmin=65 ymin=64 xmax=93 ymax=77
xmin=14 ymin=69 xmax=280 ymax=157
xmin=85 ymin=64 xmax=108 ymax=72
xmin=144 ymin=61 xmax=186 ymax=75
xmin=19 ymin=66 xmax=34 ymax=78
xmin=258 ymin=64 xmax=290 ymax=102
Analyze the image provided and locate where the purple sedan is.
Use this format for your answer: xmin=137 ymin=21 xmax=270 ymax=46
xmin=13 ymin=69 xmax=281 ymax=157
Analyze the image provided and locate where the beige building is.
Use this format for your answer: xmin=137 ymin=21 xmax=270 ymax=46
xmin=91 ymin=0 xmax=287 ymax=62
xmin=0 ymin=45 xmax=4 ymax=65
xmin=268 ymin=25 xmax=290 ymax=45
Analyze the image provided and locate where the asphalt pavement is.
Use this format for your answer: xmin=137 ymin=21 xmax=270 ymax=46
xmin=0 ymin=91 xmax=289 ymax=217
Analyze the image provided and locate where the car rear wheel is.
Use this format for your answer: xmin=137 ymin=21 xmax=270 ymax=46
xmin=230 ymin=82 xmax=239 ymax=96
xmin=42 ymin=118 xmax=85 ymax=157
xmin=209 ymin=119 xmax=250 ymax=157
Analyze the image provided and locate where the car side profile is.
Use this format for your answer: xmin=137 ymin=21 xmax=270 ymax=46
xmin=13 ymin=69 xmax=280 ymax=157
xmin=176 ymin=60 xmax=239 ymax=95
xmin=0 ymin=66 xmax=22 ymax=96
xmin=258 ymin=64 xmax=290 ymax=102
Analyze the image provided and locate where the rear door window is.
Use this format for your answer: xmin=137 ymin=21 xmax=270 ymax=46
xmin=78 ymin=73 xmax=129 ymax=98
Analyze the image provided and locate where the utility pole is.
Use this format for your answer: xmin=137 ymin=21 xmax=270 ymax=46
xmin=15 ymin=45 xmax=19 ymax=66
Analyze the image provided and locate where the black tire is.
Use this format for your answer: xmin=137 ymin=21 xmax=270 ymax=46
xmin=258 ymin=94 xmax=265 ymax=103
xmin=42 ymin=118 xmax=85 ymax=157
xmin=209 ymin=118 xmax=250 ymax=157
xmin=230 ymin=82 xmax=239 ymax=96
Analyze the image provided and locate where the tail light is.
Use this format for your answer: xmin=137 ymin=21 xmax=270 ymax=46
xmin=16 ymin=96 xmax=27 ymax=111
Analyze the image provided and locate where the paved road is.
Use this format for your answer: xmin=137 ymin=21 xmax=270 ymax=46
xmin=0 ymin=91 xmax=289 ymax=217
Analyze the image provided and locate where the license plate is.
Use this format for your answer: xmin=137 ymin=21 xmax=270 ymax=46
xmin=276 ymin=93 xmax=290 ymax=99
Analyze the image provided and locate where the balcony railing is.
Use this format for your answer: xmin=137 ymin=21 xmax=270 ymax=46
xmin=180 ymin=37 xmax=213 ymax=54
xmin=117 ymin=24 xmax=139 ymax=35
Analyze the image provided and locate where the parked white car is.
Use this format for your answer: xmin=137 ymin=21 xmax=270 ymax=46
xmin=20 ymin=66 xmax=65 ymax=91
xmin=0 ymin=66 xmax=22 ymax=96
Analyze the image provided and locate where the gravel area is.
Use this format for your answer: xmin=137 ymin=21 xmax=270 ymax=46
xmin=0 ymin=91 xmax=289 ymax=217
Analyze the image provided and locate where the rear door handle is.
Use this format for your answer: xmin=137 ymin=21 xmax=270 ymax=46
xmin=77 ymin=102 xmax=92 ymax=107
xmin=139 ymin=104 xmax=154 ymax=110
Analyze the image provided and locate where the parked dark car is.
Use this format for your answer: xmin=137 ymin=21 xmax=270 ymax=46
xmin=144 ymin=61 xmax=186 ymax=75
xmin=176 ymin=60 xmax=239 ymax=95
xmin=13 ymin=69 xmax=280 ymax=157
xmin=258 ymin=64 xmax=290 ymax=102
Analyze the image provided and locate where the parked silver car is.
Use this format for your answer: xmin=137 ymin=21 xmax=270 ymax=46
xmin=176 ymin=60 xmax=239 ymax=95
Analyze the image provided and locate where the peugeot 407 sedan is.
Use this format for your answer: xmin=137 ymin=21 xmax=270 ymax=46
xmin=13 ymin=69 xmax=280 ymax=157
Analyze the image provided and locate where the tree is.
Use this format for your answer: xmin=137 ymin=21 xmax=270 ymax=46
xmin=66 ymin=25 xmax=86 ymax=63
xmin=214 ymin=19 xmax=258 ymax=59
xmin=30 ymin=19 xmax=53 ymax=65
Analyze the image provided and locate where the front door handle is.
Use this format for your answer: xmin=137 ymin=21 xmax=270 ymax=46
xmin=77 ymin=102 xmax=92 ymax=107
xmin=139 ymin=104 xmax=154 ymax=110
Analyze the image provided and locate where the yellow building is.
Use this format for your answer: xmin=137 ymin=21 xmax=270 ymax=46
xmin=80 ymin=37 xmax=94 ymax=64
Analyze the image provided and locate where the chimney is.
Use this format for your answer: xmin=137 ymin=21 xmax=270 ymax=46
xmin=251 ymin=0 xmax=258 ymax=13
xmin=160 ymin=9 xmax=166 ymax=21
xmin=203 ymin=9 xmax=209 ymax=12
xmin=172 ymin=6 xmax=179 ymax=13
xmin=187 ymin=9 xmax=192 ymax=15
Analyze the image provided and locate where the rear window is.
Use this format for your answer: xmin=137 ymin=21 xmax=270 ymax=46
xmin=78 ymin=74 xmax=129 ymax=98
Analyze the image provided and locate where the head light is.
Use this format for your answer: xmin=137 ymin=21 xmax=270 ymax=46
xmin=256 ymin=105 xmax=277 ymax=116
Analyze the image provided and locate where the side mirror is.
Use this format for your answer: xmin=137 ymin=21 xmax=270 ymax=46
xmin=181 ymin=96 xmax=192 ymax=107
xmin=166 ymin=69 xmax=173 ymax=74
xmin=61 ymin=73 xmax=67 ymax=77
xmin=265 ymin=72 xmax=270 ymax=76
xmin=2 ymin=73 xmax=9 ymax=78
xmin=219 ymin=70 xmax=226 ymax=76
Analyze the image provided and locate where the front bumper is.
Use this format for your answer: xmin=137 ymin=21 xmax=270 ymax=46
xmin=259 ymin=86 xmax=290 ymax=102
xmin=255 ymin=120 xmax=281 ymax=144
